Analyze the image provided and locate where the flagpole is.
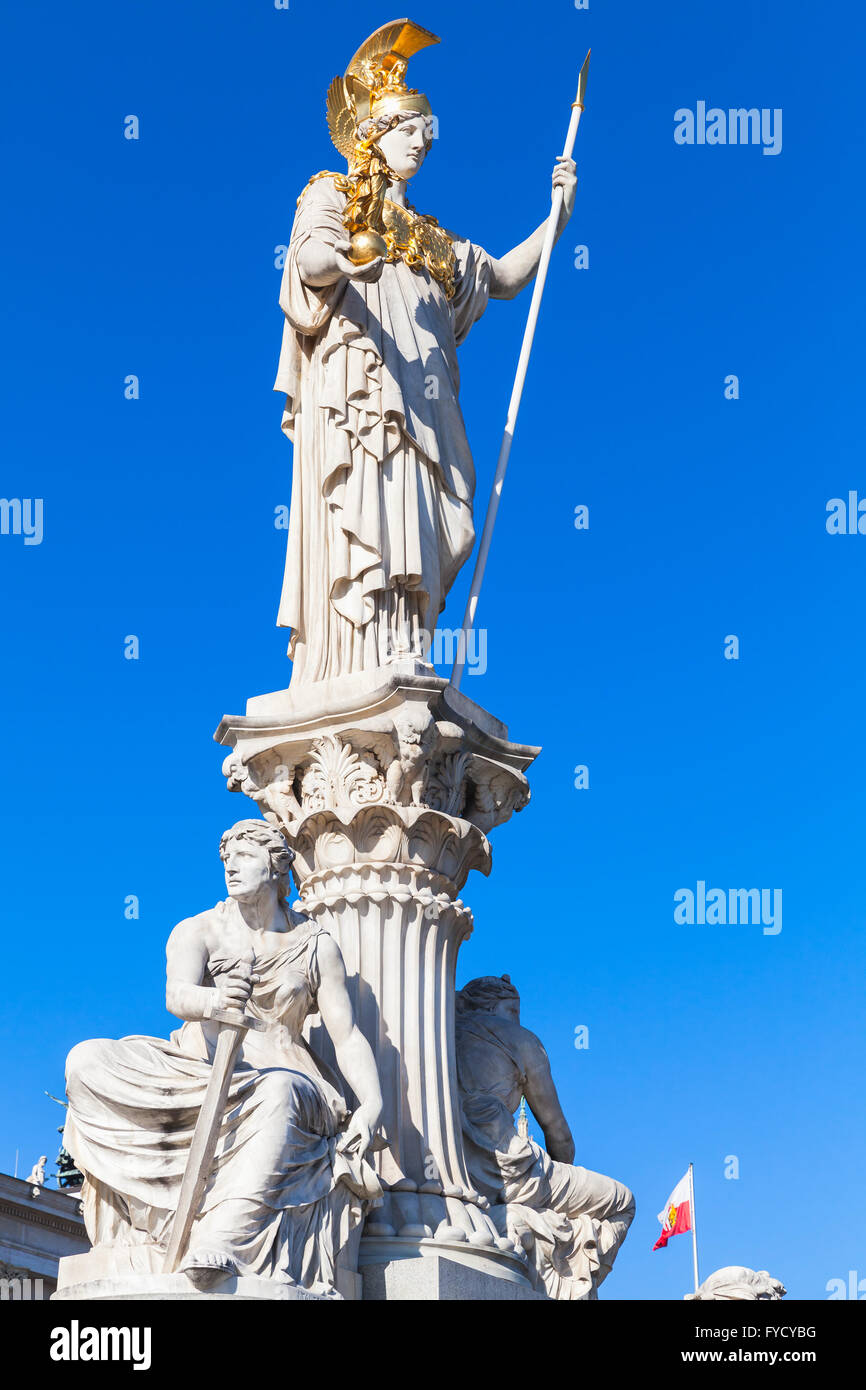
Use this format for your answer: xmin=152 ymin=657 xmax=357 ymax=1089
xmin=689 ymin=1161 xmax=700 ymax=1293
xmin=450 ymin=50 xmax=591 ymax=691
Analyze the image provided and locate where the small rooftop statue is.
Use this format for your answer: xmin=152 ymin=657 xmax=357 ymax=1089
xmin=25 ymin=1155 xmax=47 ymax=1197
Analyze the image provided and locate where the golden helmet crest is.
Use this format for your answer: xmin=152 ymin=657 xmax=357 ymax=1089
xmin=326 ymin=19 xmax=439 ymax=162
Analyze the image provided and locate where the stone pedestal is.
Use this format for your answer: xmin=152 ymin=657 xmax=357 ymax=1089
xmin=54 ymin=1245 xmax=337 ymax=1301
xmin=216 ymin=669 xmax=541 ymax=1295
xmin=361 ymin=1252 xmax=548 ymax=1302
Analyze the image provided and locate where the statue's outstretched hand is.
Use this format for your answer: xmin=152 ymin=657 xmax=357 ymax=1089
xmin=552 ymin=155 xmax=577 ymax=223
xmin=333 ymin=239 xmax=385 ymax=284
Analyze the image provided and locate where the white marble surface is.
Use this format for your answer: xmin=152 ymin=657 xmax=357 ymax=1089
xmin=61 ymin=821 xmax=382 ymax=1300
xmin=456 ymin=976 xmax=634 ymax=1299
xmin=686 ymin=1266 xmax=787 ymax=1300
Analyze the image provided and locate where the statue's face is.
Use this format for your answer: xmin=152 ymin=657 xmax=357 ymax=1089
xmin=377 ymin=115 xmax=430 ymax=182
xmin=223 ymin=837 xmax=273 ymax=901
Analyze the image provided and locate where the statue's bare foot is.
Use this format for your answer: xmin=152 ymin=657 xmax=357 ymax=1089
xmin=181 ymin=1248 xmax=236 ymax=1290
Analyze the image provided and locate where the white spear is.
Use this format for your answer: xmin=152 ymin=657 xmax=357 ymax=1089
xmin=451 ymin=50 xmax=590 ymax=691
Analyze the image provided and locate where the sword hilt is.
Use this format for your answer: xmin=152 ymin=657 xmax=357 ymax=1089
xmin=209 ymin=1006 xmax=267 ymax=1033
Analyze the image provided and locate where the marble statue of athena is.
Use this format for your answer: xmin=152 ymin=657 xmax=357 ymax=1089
xmin=274 ymin=19 xmax=576 ymax=686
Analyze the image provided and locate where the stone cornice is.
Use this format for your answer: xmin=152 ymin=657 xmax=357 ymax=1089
xmin=0 ymin=1199 xmax=84 ymax=1237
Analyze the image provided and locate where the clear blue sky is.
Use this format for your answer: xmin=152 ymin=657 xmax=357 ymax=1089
xmin=1 ymin=0 xmax=864 ymax=1301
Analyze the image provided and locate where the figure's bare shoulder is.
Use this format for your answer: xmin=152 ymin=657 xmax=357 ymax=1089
xmin=166 ymin=902 xmax=228 ymax=958
xmin=311 ymin=928 xmax=344 ymax=977
xmin=478 ymin=1013 xmax=543 ymax=1070
xmin=514 ymin=1023 xmax=553 ymax=1078
xmin=486 ymin=1012 xmax=534 ymax=1046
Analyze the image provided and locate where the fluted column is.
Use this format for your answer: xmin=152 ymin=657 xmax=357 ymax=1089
xmin=216 ymin=674 xmax=539 ymax=1278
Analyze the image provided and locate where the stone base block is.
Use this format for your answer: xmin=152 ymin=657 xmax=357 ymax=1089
xmin=361 ymin=1253 xmax=548 ymax=1302
xmin=52 ymin=1274 xmax=329 ymax=1301
xmin=53 ymin=1244 xmax=345 ymax=1301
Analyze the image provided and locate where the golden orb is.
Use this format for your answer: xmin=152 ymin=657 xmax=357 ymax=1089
xmin=347 ymin=230 xmax=388 ymax=265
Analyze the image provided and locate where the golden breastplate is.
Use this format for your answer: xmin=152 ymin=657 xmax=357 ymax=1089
xmin=297 ymin=175 xmax=458 ymax=301
xmin=382 ymin=200 xmax=457 ymax=301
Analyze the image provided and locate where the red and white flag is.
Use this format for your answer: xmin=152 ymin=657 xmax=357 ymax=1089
xmin=653 ymin=1171 xmax=692 ymax=1250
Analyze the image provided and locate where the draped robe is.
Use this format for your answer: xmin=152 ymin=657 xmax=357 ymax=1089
xmin=274 ymin=175 xmax=492 ymax=686
xmin=64 ymin=908 xmax=377 ymax=1296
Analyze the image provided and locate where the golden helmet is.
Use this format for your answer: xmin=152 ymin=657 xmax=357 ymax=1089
xmin=326 ymin=19 xmax=439 ymax=161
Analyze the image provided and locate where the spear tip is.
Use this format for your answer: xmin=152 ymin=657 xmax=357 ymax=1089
xmin=576 ymin=49 xmax=591 ymax=109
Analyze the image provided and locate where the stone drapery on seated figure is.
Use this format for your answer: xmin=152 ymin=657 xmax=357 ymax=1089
xmin=64 ymin=820 xmax=383 ymax=1299
xmin=686 ymin=1267 xmax=787 ymax=1301
xmin=455 ymin=975 xmax=635 ymax=1300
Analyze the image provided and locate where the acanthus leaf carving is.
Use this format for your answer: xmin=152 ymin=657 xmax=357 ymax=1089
xmin=425 ymin=750 xmax=472 ymax=817
xmin=300 ymin=734 xmax=386 ymax=813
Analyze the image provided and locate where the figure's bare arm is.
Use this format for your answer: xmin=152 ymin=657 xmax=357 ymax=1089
xmin=165 ymin=919 xmax=213 ymax=1021
xmin=165 ymin=918 xmax=253 ymax=1022
xmin=294 ymin=239 xmax=384 ymax=290
xmin=488 ymin=158 xmax=577 ymax=301
xmin=316 ymin=934 xmax=383 ymax=1149
xmin=522 ymin=1031 xmax=575 ymax=1164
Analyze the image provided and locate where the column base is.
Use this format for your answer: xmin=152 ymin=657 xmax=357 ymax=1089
xmin=361 ymin=1251 xmax=548 ymax=1301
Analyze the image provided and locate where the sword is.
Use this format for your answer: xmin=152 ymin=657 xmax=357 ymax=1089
xmin=163 ymin=1002 xmax=266 ymax=1275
